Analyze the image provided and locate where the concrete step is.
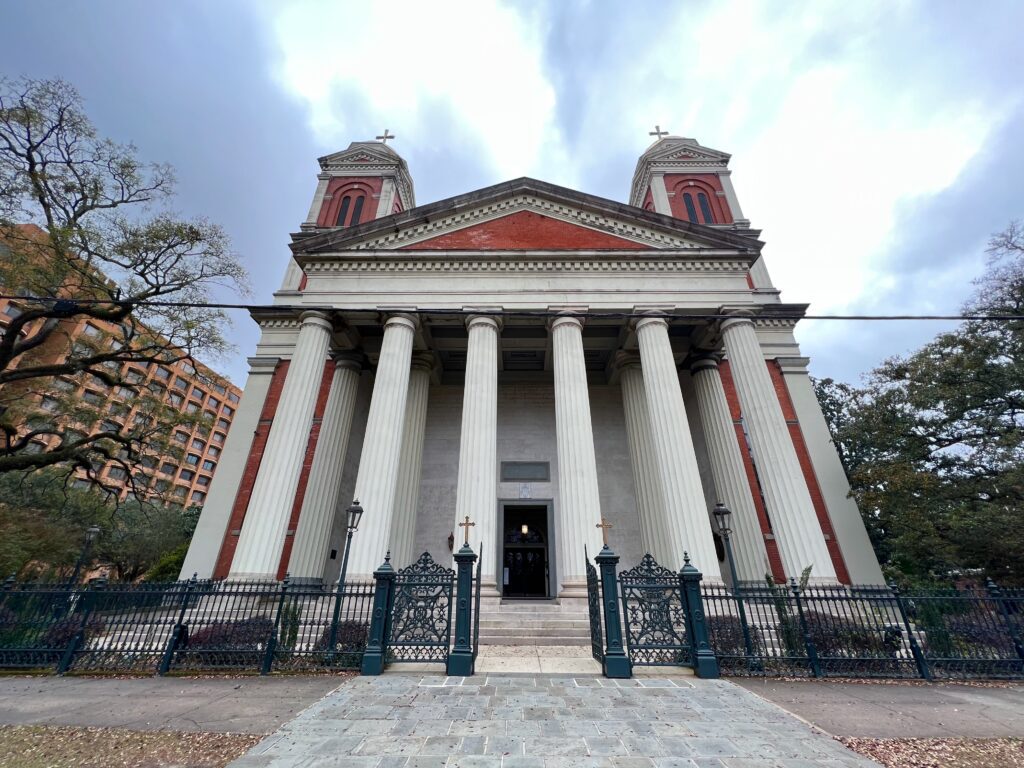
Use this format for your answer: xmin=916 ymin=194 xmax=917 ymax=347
xmin=477 ymin=619 xmax=590 ymax=629
xmin=478 ymin=635 xmax=589 ymax=646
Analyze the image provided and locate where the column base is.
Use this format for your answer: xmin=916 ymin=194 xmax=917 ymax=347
xmin=226 ymin=571 xmax=278 ymax=583
xmin=559 ymin=579 xmax=589 ymax=599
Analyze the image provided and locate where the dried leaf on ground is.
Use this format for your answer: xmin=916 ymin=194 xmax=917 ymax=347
xmin=842 ymin=737 xmax=1024 ymax=768
xmin=0 ymin=725 xmax=261 ymax=768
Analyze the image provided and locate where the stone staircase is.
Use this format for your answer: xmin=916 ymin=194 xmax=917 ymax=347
xmin=476 ymin=599 xmax=590 ymax=646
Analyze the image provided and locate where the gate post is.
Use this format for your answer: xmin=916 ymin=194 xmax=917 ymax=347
xmin=595 ymin=544 xmax=631 ymax=678
xmin=448 ymin=542 xmax=478 ymax=676
xmin=986 ymin=578 xmax=1024 ymax=663
xmin=679 ymin=554 xmax=719 ymax=679
xmin=361 ymin=553 xmax=396 ymax=676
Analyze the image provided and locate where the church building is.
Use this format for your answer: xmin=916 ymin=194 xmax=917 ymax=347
xmin=181 ymin=134 xmax=884 ymax=596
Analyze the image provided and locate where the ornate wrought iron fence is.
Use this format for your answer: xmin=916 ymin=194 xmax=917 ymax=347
xmin=0 ymin=575 xmax=374 ymax=675
xmin=700 ymin=580 xmax=1024 ymax=680
xmin=585 ymin=553 xmax=604 ymax=663
xmin=471 ymin=551 xmax=483 ymax=669
xmin=618 ymin=554 xmax=691 ymax=667
xmin=385 ymin=552 xmax=454 ymax=664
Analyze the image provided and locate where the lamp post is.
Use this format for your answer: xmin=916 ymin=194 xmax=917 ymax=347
xmin=325 ymin=500 xmax=363 ymax=664
xmin=69 ymin=526 xmax=101 ymax=587
xmin=712 ymin=502 xmax=759 ymax=668
xmin=337 ymin=500 xmax=364 ymax=595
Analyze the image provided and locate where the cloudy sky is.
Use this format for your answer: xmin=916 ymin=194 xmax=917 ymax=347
xmin=2 ymin=0 xmax=1021 ymax=386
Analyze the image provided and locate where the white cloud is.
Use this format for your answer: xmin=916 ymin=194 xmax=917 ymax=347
xmin=268 ymin=0 xmax=563 ymax=182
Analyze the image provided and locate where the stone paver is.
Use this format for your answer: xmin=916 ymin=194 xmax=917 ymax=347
xmin=229 ymin=675 xmax=877 ymax=767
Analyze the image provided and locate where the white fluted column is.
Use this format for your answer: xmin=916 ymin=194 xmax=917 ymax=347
xmin=454 ymin=315 xmax=500 ymax=588
xmin=720 ymin=315 xmax=836 ymax=581
xmin=616 ymin=353 xmax=667 ymax=560
xmin=390 ymin=353 xmax=432 ymax=568
xmin=229 ymin=311 xmax=333 ymax=580
xmin=635 ymin=316 xmax=721 ymax=578
xmin=551 ymin=315 xmax=604 ymax=596
xmin=346 ymin=314 xmax=418 ymax=579
xmin=287 ymin=353 xmax=363 ymax=584
xmin=690 ymin=356 xmax=770 ymax=583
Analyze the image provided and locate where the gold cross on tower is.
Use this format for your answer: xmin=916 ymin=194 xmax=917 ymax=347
xmin=596 ymin=518 xmax=613 ymax=547
xmin=376 ymin=128 xmax=395 ymax=144
xmin=648 ymin=124 xmax=668 ymax=140
xmin=458 ymin=515 xmax=475 ymax=546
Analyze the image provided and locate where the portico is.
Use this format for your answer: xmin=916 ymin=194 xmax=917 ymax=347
xmin=182 ymin=135 xmax=884 ymax=594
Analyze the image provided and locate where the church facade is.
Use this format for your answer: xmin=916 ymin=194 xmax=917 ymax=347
xmin=181 ymin=135 xmax=884 ymax=595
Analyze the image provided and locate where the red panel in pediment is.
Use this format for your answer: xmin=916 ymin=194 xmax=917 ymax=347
xmin=400 ymin=210 xmax=651 ymax=250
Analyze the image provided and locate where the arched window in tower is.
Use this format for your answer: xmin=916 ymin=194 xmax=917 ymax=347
xmin=349 ymin=195 xmax=365 ymax=226
xmin=698 ymin=192 xmax=715 ymax=224
xmin=336 ymin=196 xmax=351 ymax=227
xmin=683 ymin=193 xmax=698 ymax=223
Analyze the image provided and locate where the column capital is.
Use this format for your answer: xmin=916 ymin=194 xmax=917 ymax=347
xmin=612 ymin=350 xmax=643 ymax=373
xmin=465 ymin=314 xmax=503 ymax=332
xmin=299 ymin=310 xmax=334 ymax=331
xmin=410 ymin=351 xmax=436 ymax=373
xmin=383 ymin=313 xmax=419 ymax=331
xmin=717 ymin=306 xmax=757 ymax=333
xmin=548 ymin=314 xmax=585 ymax=332
xmin=689 ymin=352 xmax=722 ymax=375
xmin=632 ymin=315 xmax=670 ymax=333
xmin=331 ymin=351 xmax=363 ymax=373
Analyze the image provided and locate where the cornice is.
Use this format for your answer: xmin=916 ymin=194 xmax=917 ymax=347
xmin=301 ymin=256 xmax=753 ymax=275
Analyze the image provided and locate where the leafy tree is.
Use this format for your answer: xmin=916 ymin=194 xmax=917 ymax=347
xmin=815 ymin=221 xmax=1024 ymax=586
xmin=0 ymin=468 xmax=197 ymax=580
xmin=0 ymin=76 xmax=247 ymax=496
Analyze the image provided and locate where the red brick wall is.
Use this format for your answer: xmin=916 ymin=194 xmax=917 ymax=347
xmin=401 ymin=210 xmax=652 ymax=250
xmin=718 ymin=361 xmax=787 ymax=582
xmin=275 ymin=361 xmax=335 ymax=579
xmin=213 ymin=360 xmax=290 ymax=579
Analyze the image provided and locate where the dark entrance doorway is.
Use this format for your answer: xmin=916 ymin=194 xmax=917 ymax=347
xmin=502 ymin=505 xmax=549 ymax=598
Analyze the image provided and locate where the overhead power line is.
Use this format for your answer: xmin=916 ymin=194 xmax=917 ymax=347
xmin=1 ymin=293 xmax=1022 ymax=322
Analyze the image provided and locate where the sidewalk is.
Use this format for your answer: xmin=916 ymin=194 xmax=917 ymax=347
xmin=735 ymin=679 xmax=1024 ymax=739
xmin=0 ymin=675 xmax=342 ymax=734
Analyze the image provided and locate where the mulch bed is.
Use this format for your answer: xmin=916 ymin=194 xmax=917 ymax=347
xmin=0 ymin=725 xmax=262 ymax=768
xmin=841 ymin=737 xmax=1024 ymax=767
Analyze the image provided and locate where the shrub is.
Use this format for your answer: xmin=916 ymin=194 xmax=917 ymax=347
xmin=186 ymin=617 xmax=274 ymax=650
xmin=314 ymin=620 xmax=369 ymax=665
xmin=803 ymin=610 xmax=899 ymax=657
xmin=144 ymin=542 xmax=190 ymax=583
xmin=706 ymin=614 xmax=764 ymax=657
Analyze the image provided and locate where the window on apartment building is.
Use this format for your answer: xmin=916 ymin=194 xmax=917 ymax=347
xmin=99 ymin=420 xmax=122 ymax=434
xmin=185 ymin=401 xmax=201 ymax=414
xmin=207 ymin=446 xmax=221 ymax=458
xmin=179 ymin=469 xmax=195 ymax=483
xmin=173 ymin=376 xmax=189 ymax=391
xmin=81 ymin=324 xmax=103 ymax=338
xmin=227 ymin=392 xmax=239 ymax=404
xmin=173 ymin=432 xmax=188 ymax=444
xmin=154 ymin=366 xmax=171 ymax=380
xmin=2 ymin=303 xmax=23 ymax=318
xmin=185 ymin=454 xmax=200 ymax=466
xmin=191 ymin=491 xmax=206 ymax=504
xmin=222 ymin=406 xmax=234 ymax=417
xmin=115 ymin=386 xmax=134 ymax=399
xmin=213 ymin=383 xmax=227 ymax=395
xmin=54 ymin=378 xmax=76 ymax=392
xmin=125 ymin=370 xmax=145 ymax=384
xmin=173 ymin=485 xmax=187 ymax=498
xmin=83 ymin=390 xmax=103 ymax=406
xmin=168 ymin=392 xmax=184 ymax=407
xmin=212 ymin=432 xmax=225 ymax=444
xmin=196 ymin=475 xmax=211 ymax=487
xmin=40 ymin=396 xmax=60 ymax=412
xmin=107 ymin=466 xmax=128 ymax=481
xmin=180 ymin=362 xmax=196 ymax=375
xmin=25 ymin=441 xmax=46 ymax=454
xmin=216 ymin=418 xmax=229 ymax=430
xmin=208 ymin=397 xmax=220 ymax=409
xmin=160 ymin=462 xmax=176 ymax=475
xmin=204 ymin=410 xmax=216 ymax=421
xmin=140 ymin=455 xmax=157 ymax=469
xmin=191 ymin=438 xmax=205 ymax=450
xmin=201 ymin=459 xmax=216 ymax=471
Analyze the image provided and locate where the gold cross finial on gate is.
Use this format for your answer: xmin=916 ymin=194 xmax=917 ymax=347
xmin=596 ymin=518 xmax=613 ymax=547
xmin=459 ymin=515 xmax=475 ymax=546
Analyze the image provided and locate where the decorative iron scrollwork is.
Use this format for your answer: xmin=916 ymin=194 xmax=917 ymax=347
xmin=586 ymin=554 xmax=604 ymax=662
xmin=619 ymin=553 xmax=691 ymax=666
xmin=387 ymin=552 xmax=455 ymax=663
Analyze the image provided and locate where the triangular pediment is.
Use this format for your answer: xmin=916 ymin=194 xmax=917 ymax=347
xmin=317 ymin=142 xmax=403 ymax=170
xmin=402 ymin=210 xmax=651 ymax=250
xmin=293 ymin=178 xmax=762 ymax=255
xmin=642 ymin=137 xmax=732 ymax=165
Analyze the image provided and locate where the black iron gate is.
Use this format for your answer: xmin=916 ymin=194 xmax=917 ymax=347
xmin=585 ymin=550 xmax=604 ymax=663
xmin=471 ymin=550 xmax=483 ymax=670
xmin=386 ymin=552 xmax=455 ymax=664
xmin=619 ymin=554 xmax=692 ymax=666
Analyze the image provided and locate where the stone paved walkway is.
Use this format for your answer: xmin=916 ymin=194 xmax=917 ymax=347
xmin=229 ymin=674 xmax=878 ymax=768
